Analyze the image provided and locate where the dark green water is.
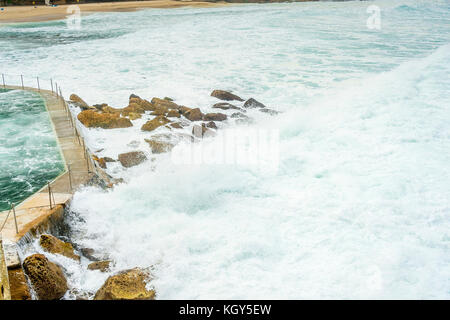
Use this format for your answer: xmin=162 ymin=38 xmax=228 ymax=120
xmin=0 ymin=89 xmax=64 ymax=211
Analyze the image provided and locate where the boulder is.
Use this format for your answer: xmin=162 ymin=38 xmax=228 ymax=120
xmin=150 ymin=106 xmax=169 ymax=116
xmin=78 ymin=110 xmax=133 ymax=129
xmin=22 ymin=254 xmax=68 ymax=300
xmin=183 ymin=108 xmax=203 ymax=121
xmin=259 ymin=108 xmax=280 ymax=115
xmin=127 ymin=112 xmax=142 ymax=120
xmin=203 ymin=113 xmax=227 ymax=121
xmin=80 ymin=248 xmax=99 ymax=261
xmin=141 ymin=116 xmax=171 ymax=132
xmin=69 ymin=94 xmax=89 ymax=109
xmin=169 ymin=122 xmax=183 ymax=129
xmin=212 ymin=102 xmax=242 ymax=111
xmin=118 ymin=151 xmax=147 ymax=168
xmin=88 ymin=260 xmax=111 ymax=272
xmin=94 ymin=268 xmax=155 ymax=300
xmin=129 ymin=94 xmax=140 ymax=99
xmin=167 ymin=109 xmax=181 ymax=118
xmin=211 ymin=90 xmax=244 ymax=102
xmin=129 ymin=97 xmax=154 ymax=111
xmin=178 ymin=106 xmax=192 ymax=115
xmin=164 ymin=97 xmax=174 ymax=102
xmin=101 ymin=105 xmax=123 ymax=114
xmin=145 ymin=138 xmax=175 ymax=154
xmin=151 ymin=97 xmax=179 ymax=110
xmin=104 ymin=157 xmax=116 ymax=163
xmin=39 ymin=234 xmax=80 ymax=261
xmin=231 ymin=112 xmax=249 ymax=119
xmin=243 ymin=98 xmax=266 ymax=109
xmin=206 ymin=121 xmax=217 ymax=129
xmin=121 ymin=103 xmax=145 ymax=116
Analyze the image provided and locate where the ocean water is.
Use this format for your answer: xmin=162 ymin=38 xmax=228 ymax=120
xmin=2 ymin=0 xmax=450 ymax=299
xmin=0 ymin=89 xmax=64 ymax=211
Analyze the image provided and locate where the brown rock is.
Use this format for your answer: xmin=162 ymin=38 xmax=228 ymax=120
xmin=127 ymin=112 xmax=142 ymax=120
xmin=192 ymin=124 xmax=215 ymax=138
xmin=94 ymin=268 xmax=155 ymax=300
xmin=184 ymin=108 xmax=203 ymax=121
xmin=122 ymin=103 xmax=145 ymax=116
xmin=151 ymin=97 xmax=179 ymax=110
xmin=178 ymin=106 xmax=192 ymax=115
xmin=212 ymin=102 xmax=242 ymax=111
xmin=169 ymin=122 xmax=183 ymax=129
xmin=69 ymin=94 xmax=89 ymax=109
xmin=167 ymin=109 xmax=181 ymax=118
xmin=22 ymin=254 xmax=68 ymax=300
xmin=39 ymin=234 xmax=80 ymax=261
xmin=129 ymin=97 xmax=154 ymax=111
xmin=145 ymin=137 xmax=175 ymax=154
xmin=211 ymin=90 xmax=244 ymax=102
xmin=88 ymin=260 xmax=111 ymax=272
xmin=8 ymin=267 xmax=31 ymax=300
xmin=203 ymin=113 xmax=227 ymax=121
xmin=206 ymin=121 xmax=217 ymax=129
xmin=78 ymin=110 xmax=133 ymax=129
xmin=150 ymin=106 xmax=169 ymax=116
xmin=118 ymin=151 xmax=147 ymax=168
xmin=101 ymin=105 xmax=123 ymax=114
xmin=141 ymin=116 xmax=171 ymax=132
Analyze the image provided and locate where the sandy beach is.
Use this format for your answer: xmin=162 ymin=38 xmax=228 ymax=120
xmin=0 ymin=1 xmax=230 ymax=23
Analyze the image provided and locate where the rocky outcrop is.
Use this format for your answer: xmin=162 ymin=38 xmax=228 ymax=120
xmin=211 ymin=90 xmax=244 ymax=102
xmin=118 ymin=151 xmax=147 ymax=168
xmin=183 ymin=108 xmax=203 ymax=121
xmin=243 ymin=98 xmax=266 ymax=109
xmin=69 ymin=94 xmax=90 ymax=109
xmin=129 ymin=97 xmax=154 ymax=111
xmin=141 ymin=116 xmax=171 ymax=132
xmin=127 ymin=112 xmax=142 ymax=120
xmin=39 ymin=234 xmax=80 ymax=261
xmin=167 ymin=109 xmax=181 ymax=118
xmin=88 ymin=260 xmax=111 ymax=272
xmin=169 ymin=122 xmax=183 ymax=129
xmin=94 ymin=268 xmax=155 ymax=300
xmin=22 ymin=254 xmax=68 ymax=300
xmin=192 ymin=124 xmax=215 ymax=138
xmin=78 ymin=110 xmax=133 ymax=129
xmin=151 ymin=97 xmax=179 ymax=110
xmin=203 ymin=113 xmax=227 ymax=121
xmin=121 ymin=103 xmax=145 ymax=116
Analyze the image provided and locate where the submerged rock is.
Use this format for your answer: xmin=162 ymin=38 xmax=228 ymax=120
xmin=39 ymin=234 xmax=80 ymax=261
xmin=212 ymin=102 xmax=242 ymax=111
xmin=78 ymin=110 xmax=133 ymax=129
xmin=243 ymin=98 xmax=267 ymax=109
xmin=118 ymin=151 xmax=147 ymax=168
xmin=192 ymin=123 xmax=215 ymax=138
xmin=203 ymin=113 xmax=227 ymax=121
xmin=206 ymin=121 xmax=217 ymax=129
xmin=22 ymin=254 xmax=68 ymax=300
xmin=94 ymin=268 xmax=155 ymax=300
xmin=88 ymin=260 xmax=111 ymax=272
xmin=141 ymin=116 xmax=171 ymax=132
xmin=211 ymin=90 xmax=244 ymax=102
xmin=259 ymin=108 xmax=280 ymax=115
xmin=169 ymin=122 xmax=183 ymax=129
xmin=183 ymin=108 xmax=204 ymax=121
xmin=145 ymin=138 xmax=175 ymax=154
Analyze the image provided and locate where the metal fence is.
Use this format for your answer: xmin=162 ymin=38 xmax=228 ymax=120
xmin=0 ymin=73 xmax=99 ymax=236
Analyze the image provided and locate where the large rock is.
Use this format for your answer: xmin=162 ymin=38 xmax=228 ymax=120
xmin=167 ymin=109 xmax=181 ymax=118
xmin=145 ymin=133 xmax=193 ymax=154
xmin=141 ymin=116 xmax=171 ymax=132
xmin=94 ymin=268 xmax=155 ymax=300
xmin=243 ymin=98 xmax=266 ymax=109
xmin=203 ymin=113 xmax=227 ymax=121
xmin=22 ymin=254 xmax=68 ymax=300
xmin=145 ymin=138 xmax=175 ymax=154
xmin=211 ymin=90 xmax=244 ymax=102
xmin=78 ymin=110 xmax=133 ymax=129
xmin=151 ymin=97 xmax=179 ymax=110
xmin=69 ymin=94 xmax=89 ymax=109
xmin=39 ymin=234 xmax=80 ymax=261
xmin=192 ymin=124 xmax=215 ymax=138
xmin=183 ymin=108 xmax=203 ymax=121
xmin=118 ymin=151 xmax=147 ymax=168
xmin=129 ymin=97 xmax=154 ymax=111
xmin=212 ymin=102 xmax=242 ymax=111
xmin=121 ymin=103 xmax=145 ymax=116
xmin=101 ymin=105 xmax=123 ymax=114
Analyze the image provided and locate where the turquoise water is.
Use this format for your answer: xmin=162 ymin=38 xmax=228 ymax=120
xmin=3 ymin=0 xmax=450 ymax=299
xmin=0 ymin=89 xmax=64 ymax=211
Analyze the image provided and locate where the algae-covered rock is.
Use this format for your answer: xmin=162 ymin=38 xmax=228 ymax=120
xmin=94 ymin=268 xmax=155 ymax=300
xmin=69 ymin=93 xmax=90 ymax=109
xmin=39 ymin=234 xmax=80 ymax=261
xmin=211 ymin=90 xmax=244 ymax=101
xmin=203 ymin=113 xmax=227 ymax=121
xmin=141 ymin=116 xmax=171 ymax=132
xmin=118 ymin=151 xmax=147 ymax=168
xmin=78 ymin=110 xmax=133 ymax=129
xmin=121 ymin=103 xmax=145 ymax=116
xmin=22 ymin=254 xmax=68 ymax=300
xmin=167 ymin=109 xmax=181 ymax=118
xmin=8 ymin=267 xmax=31 ymax=300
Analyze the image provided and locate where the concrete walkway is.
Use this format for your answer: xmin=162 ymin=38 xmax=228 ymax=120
xmin=0 ymin=86 xmax=92 ymax=242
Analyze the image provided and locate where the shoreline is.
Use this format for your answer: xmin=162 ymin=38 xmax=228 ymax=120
xmin=0 ymin=1 xmax=231 ymax=23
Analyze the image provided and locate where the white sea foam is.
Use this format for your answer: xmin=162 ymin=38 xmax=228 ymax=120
xmin=2 ymin=0 xmax=449 ymax=299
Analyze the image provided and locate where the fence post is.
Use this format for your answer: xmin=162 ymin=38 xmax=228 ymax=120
xmin=20 ymin=75 xmax=24 ymax=90
xmin=11 ymin=203 xmax=18 ymax=234
xmin=37 ymin=77 xmax=40 ymax=92
xmin=48 ymin=182 xmax=53 ymax=209
xmin=68 ymin=164 xmax=73 ymax=193
xmin=55 ymin=83 xmax=58 ymax=97
xmin=85 ymin=148 xmax=90 ymax=173
xmin=50 ymin=79 xmax=53 ymax=93
xmin=1 ymin=74 xmax=5 ymax=88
